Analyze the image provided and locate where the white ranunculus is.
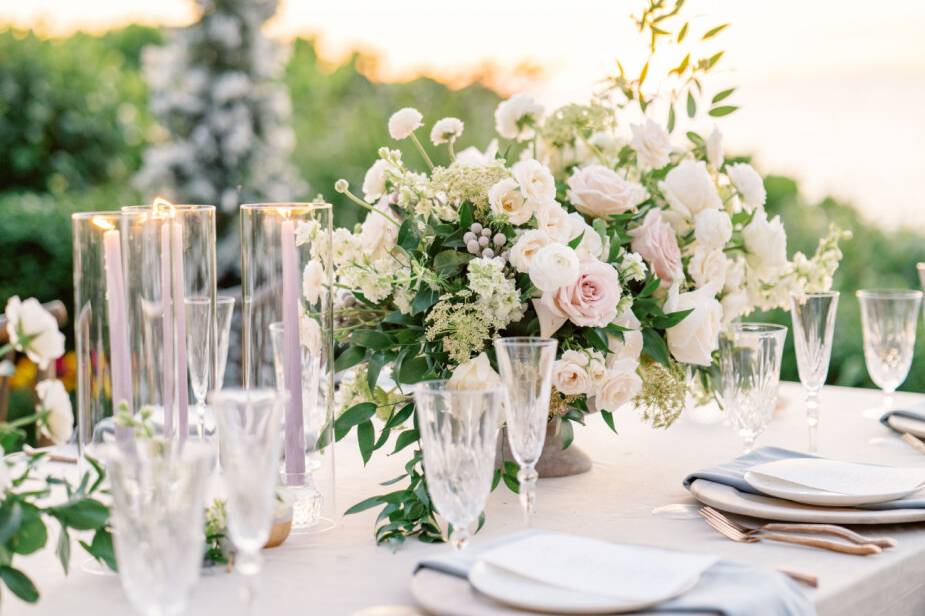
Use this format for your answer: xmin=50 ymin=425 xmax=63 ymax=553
xmin=743 ymin=209 xmax=788 ymax=276
xmin=494 ymin=93 xmax=544 ymax=141
xmin=688 ymin=247 xmax=729 ymax=290
xmin=694 ymin=209 xmax=733 ymax=250
xmin=630 ymin=118 xmax=672 ymax=170
xmin=566 ymin=213 xmax=603 ymax=261
xmin=4 ymin=296 xmax=65 ymax=370
xmin=706 ymin=126 xmax=724 ymax=169
xmin=534 ymin=202 xmax=572 ymax=243
xmin=448 ymin=352 xmax=501 ymax=390
xmin=529 ymin=244 xmax=581 ymax=292
xmin=488 ymin=178 xmax=533 ymax=225
xmin=595 ymin=358 xmax=643 ymax=412
xmin=512 ymin=159 xmax=556 ymax=204
xmin=36 ymin=378 xmax=73 ymax=445
xmin=359 ymin=197 xmax=398 ymax=259
xmin=726 ymin=163 xmax=766 ymax=210
xmin=302 ymin=259 xmax=325 ymax=305
xmin=430 ymin=117 xmax=464 ymax=145
xmin=659 ymin=159 xmax=722 ymax=229
xmin=388 ymin=107 xmax=423 ymax=140
xmin=455 ymin=139 xmax=498 ymax=166
xmin=665 ymin=284 xmax=723 ymax=366
xmin=300 ymin=315 xmax=322 ymax=355
xmin=566 ymin=164 xmax=648 ymax=219
xmin=509 ymin=229 xmax=553 ymax=273
xmin=362 ymin=159 xmax=389 ymax=203
xmin=721 ymin=290 xmax=751 ymax=326
xmin=553 ymin=350 xmax=593 ymax=395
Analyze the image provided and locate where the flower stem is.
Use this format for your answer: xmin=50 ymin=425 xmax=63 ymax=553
xmin=409 ymin=132 xmax=435 ymax=170
xmin=340 ymin=189 xmax=401 ymax=227
xmin=448 ymin=140 xmax=456 ymax=162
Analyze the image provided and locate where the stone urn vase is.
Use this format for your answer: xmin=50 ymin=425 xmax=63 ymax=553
xmin=497 ymin=420 xmax=592 ymax=478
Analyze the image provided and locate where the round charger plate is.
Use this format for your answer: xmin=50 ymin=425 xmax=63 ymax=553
xmin=743 ymin=471 xmax=921 ymax=507
xmin=690 ymin=478 xmax=925 ymax=524
xmin=887 ymin=415 xmax=925 ymax=439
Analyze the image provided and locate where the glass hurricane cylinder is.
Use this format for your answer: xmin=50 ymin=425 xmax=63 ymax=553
xmin=240 ymin=202 xmax=335 ymax=533
xmin=121 ymin=203 xmax=217 ymax=443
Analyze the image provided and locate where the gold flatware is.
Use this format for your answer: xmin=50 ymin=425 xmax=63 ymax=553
xmin=776 ymin=568 xmax=819 ymax=588
xmin=23 ymin=444 xmax=78 ymax=465
xmin=901 ymin=433 xmax=925 ymax=455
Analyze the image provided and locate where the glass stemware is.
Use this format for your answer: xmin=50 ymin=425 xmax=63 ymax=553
xmin=492 ymin=337 xmax=557 ymax=527
xmin=209 ymin=388 xmax=284 ymax=609
xmin=857 ymin=289 xmax=922 ymax=419
xmin=213 ymin=296 xmax=235 ymax=392
xmin=790 ymin=291 xmax=839 ymax=453
xmin=106 ymin=443 xmax=214 ymax=616
xmin=719 ymin=323 xmax=787 ymax=453
xmin=185 ymin=295 xmax=235 ymax=440
xmin=414 ymin=380 xmax=502 ymax=550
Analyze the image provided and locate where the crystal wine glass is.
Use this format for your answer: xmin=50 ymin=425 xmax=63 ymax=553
xmin=185 ymin=296 xmax=235 ymax=440
xmin=105 ymin=442 xmax=214 ymax=616
xmin=790 ymin=291 xmax=839 ymax=453
xmin=857 ymin=289 xmax=922 ymax=418
xmin=492 ymin=337 xmax=557 ymax=526
xmin=414 ymin=380 xmax=502 ymax=550
xmin=719 ymin=323 xmax=787 ymax=453
xmin=209 ymin=388 xmax=284 ymax=610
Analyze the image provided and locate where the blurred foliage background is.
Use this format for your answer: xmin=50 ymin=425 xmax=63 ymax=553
xmin=2 ymin=24 xmax=925 ymax=400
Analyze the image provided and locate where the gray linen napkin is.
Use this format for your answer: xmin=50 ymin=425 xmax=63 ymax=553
xmin=683 ymin=446 xmax=925 ymax=510
xmin=416 ymin=530 xmax=814 ymax=616
xmin=880 ymin=408 xmax=925 ymax=433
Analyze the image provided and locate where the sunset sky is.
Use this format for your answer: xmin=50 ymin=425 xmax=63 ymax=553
xmin=4 ymin=0 xmax=925 ymax=228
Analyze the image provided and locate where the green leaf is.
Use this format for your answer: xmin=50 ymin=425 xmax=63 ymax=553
xmin=601 ymin=410 xmax=618 ymax=434
xmin=702 ymin=23 xmax=729 ymax=40
xmin=709 ymin=105 xmax=738 ymax=117
xmin=49 ymin=499 xmax=108 ymax=531
xmin=334 ymin=345 xmax=366 ymax=372
xmin=666 ymin=104 xmax=676 ymax=133
xmin=397 ymin=219 xmax=420 ymax=251
xmin=638 ymin=275 xmax=660 ymax=298
xmin=686 ymin=91 xmax=696 ymax=118
xmin=357 ymin=420 xmax=375 ymax=465
xmin=334 ymin=402 xmax=377 ymax=441
xmin=55 ymin=524 xmax=70 ymax=575
xmin=344 ymin=495 xmax=385 ymax=516
xmin=0 ymin=566 xmax=39 ymax=603
xmin=558 ymin=419 xmax=574 ymax=450
xmin=397 ymin=356 xmax=430 ymax=384
xmin=706 ymin=51 xmax=725 ymax=69
xmin=642 ymin=329 xmax=671 ymax=366
xmin=686 ymin=131 xmax=705 ymax=147
xmin=585 ymin=328 xmax=610 ymax=354
xmin=411 ymin=288 xmax=439 ymax=315
xmin=638 ymin=60 xmax=649 ymax=85
xmin=653 ymin=308 xmax=694 ymax=329
xmin=711 ymin=88 xmax=735 ymax=104
xmin=10 ymin=505 xmax=46 ymax=554
xmin=677 ymin=22 xmax=689 ymax=42
xmin=367 ymin=351 xmax=391 ymax=391
xmin=0 ymin=501 xmax=23 ymax=544
xmin=392 ymin=429 xmax=420 ymax=455
xmin=80 ymin=528 xmax=116 ymax=571
xmin=385 ymin=403 xmax=414 ymax=429
xmin=458 ymin=202 xmax=474 ymax=230
xmin=350 ymin=330 xmax=394 ymax=350
xmin=567 ymin=230 xmax=585 ymax=250
xmin=433 ymin=250 xmax=472 ymax=275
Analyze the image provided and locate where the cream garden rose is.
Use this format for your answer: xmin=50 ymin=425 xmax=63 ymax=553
xmin=448 ymin=352 xmax=501 ymax=390
xmin=688 ymin=247 xmax=729 ymax=290
xmin=5 ymin=296 xmax=65 ymax=370
xmin=727 ymin=162 xmax=766 ymax=210
xmin=494 ymin=94 xmax=544 ymax=141
xmin=630 ymin=118 xmax=672 ymax=170
xmin=629 ymin=209 xmax=682 ymax=284
xmin=665 ymin=285 xmax=723 ymax=366
xmin=529 ymin=243 xmax=581 ymax=292
xmin=509 ymin=229 xmax=552 ymax=273
xmin=566 ymin=213 xmax=604 ymax=261
xmin=566 ymin=164 xmax=648 ymax=219
xmin=534 ymin=202 xmax=572 ymax=243
xmin=36 ymin=378 xmax=73 ymax=445
xmin=552 ymin=350 xmax=593 ymax=396
xmin=743 ymin=209 xmax=788 ymax=276
xmin=595 ymin=358 xmax=643 ymax=412
xmin=488 ymin=177 xmax=533 ymax=225
xmin=512 ymin=159 xmax=556 ymax=204
xmin=694 ymin=209 xmax=732 ymax=251
xmin=659 ymin=159 xmax=722 ymax=229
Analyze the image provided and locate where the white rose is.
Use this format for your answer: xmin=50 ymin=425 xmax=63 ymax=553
xmin=509 ymin=229 xmax=552 ymax=274
xmin=664 ymin=284 xmax=723 ymax=366
xmin=488 ymin=178 xmax=533 ymax=225
xmin=512 ymin=159 xmax=556 ymax=204
xmin=529 ymin=244 xmax=581 ymax=292
xmin=302 ymin=259 xmax=325 ymax=305
xmin=534 ymin=202 xmax=572 ymax=243
xmin=430 ymin=117 xmax=464 ymax=145
xmin=630 ymin=118 xmax=672 ymax=170
xmin=721 ymin=290 xmax=751 ymax=326
xmin=586 ymin=353 xmax=608 ymax=385
xmin=300 ymin=315 xmax=322 ymax=355
xmin=659 ymin=159 xmax=722 ymax=229
xmin=455 ymin=139 xmax=498 ymax=166
xmin=595 ymin=358 xmax=643 ymax=412
xmin=566 ymin=213 xmax=603 ymax=261
xmin=607 ymin=309 xmax=643 ymax=365
xmin=743 ymin=209 xmax=788 ymax=276
xmin=726 ymin=163 xmax=766 ymax=210
xmin=448 ymin=352 xmax=501 ymax=390
xmin=494 ymin=94 xmax=544 ymax=141
xmin=36 ymin=378 xmax=73 ymax=445
xmin=359 ymin=197 xmax=398 ymax=259
xmin=362 ymin=159 xmax=389 ymax=203
xmin=553 ymin=351 xmax=593 ymax=395
xmin=4 ymin=296 xmax=65 ymax=370
xmin=688 ymin=247 xmax=729 ymax=290
xmin=566 ymin=164 xmax=648 ymax=219
xmin=706 ymin=126 xmax=724 ymax=169
xmin=694 ymin=209 xmax=732 ymax=251
xmin=388 ymin=107 xmax=423 ymax=140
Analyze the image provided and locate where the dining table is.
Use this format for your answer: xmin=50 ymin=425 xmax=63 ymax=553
xmin=8 ymin=382 xmax=925 ymax=616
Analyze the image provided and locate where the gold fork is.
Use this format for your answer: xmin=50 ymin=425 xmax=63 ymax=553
xmin=699 ymin=508 xmax=882 ymax=556
xmin=701 ymin=506 xmax=897 ymax=549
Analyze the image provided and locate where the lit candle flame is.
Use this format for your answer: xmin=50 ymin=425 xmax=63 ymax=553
xmin=92 ymin=215 xmax=115 ymax=231
xmin=277 ymin=207 xmax=292 ymax=219
xmin=153 ymin=196 xmax=176 ymax=219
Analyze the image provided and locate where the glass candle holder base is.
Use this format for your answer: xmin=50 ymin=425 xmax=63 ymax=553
xmin=279 ymin=472 xmax=330 ymax=533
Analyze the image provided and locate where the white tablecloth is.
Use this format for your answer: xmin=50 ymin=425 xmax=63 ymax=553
xmin=8 ymin=383 xmax=925 ymax=615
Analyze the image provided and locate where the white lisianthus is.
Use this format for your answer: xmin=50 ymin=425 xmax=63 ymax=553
xmin=727 ymin=163 xmax=766 ymax=210
xmin=430 ymin=117 xmax=464 ymax=146
xmin=694 ymin=209 xmax=733 ymax=251
xmin=664 ymin=284 xmax=723 ymax=366
xmin=553 ymin=350 xmax=593 ymax=396
xmin=448 ymin=352 xmax=501 ymax=390
xmin=706 ymin=126 xmax=724 ymax=169
xmin=300 ymin=315 xmax=322 ymax=355
xmin=566 ymin=165 xmax=648 ymax=219
xmin=534 ymin=202 xmax=572 ymax=243
xmin=659 ymin=159 xmax=722 ymax=229
xmin=494 ymin=93 xmax=544 ymax=141
xmin=743 ymin=209 xmax=788 ymax=276
xmin=509 ymin=229 xmax=552 ymax=273
xmin=36 ymin=379 xmax=73 ymax=445
xmin=630 ymin=118 xmax=672 ymax=170
xmin=455 ymin=139 xmax=499 ymax=166
xmin=688 ymin=247 xmax=729 ymax=290
xmin=302 ymin=259 xmax=325 ymax=304
xmin=595 ymin=358 xmax=643 ymax=412
xmin=359 ymin=197 xmax=398 ymax=259
xmin=529 ymin=244 xmax=581 ymax=292
xmin=488 ymin=178 xmax=533 ymax=225
xmin=566 ymin=213 xmax=603 ymax=261
xmin=512 ymin=159 xmax=556 ymax=204
xmin=721 ymin=290 xmax=751 ymax=326
xmin=388 ymin=107 xmax=423 ymax=140
xmin=5 ymin=296 xmax=65 ymax=369
xmin=362 ymin=159 xmax=389 ymax=202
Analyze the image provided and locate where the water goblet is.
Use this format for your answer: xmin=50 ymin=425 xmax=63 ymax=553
xmin=790 ymin=291 xmax=839 ymax=453
xmin=209 ymin=388 xmax=284 ymax=610
xmin=492 ymin=337 xmax=557 ymax=527
xmin=105 ymin=442 xmax=215 ymax=616
xmin=414 ymin=380 xmax=502 ymax=550
xmin=185 ymin=296 xmax=235 ymax=440
xmin=719 ymin=323 xmax=787 ymax=453
xmin=857 ymin=289 xmax=922 ymax=418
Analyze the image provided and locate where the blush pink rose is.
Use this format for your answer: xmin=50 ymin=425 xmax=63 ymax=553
xmin=535 ymin=260 xmax=622 ymax=336
xmin=629 ymin=209 xmax=682 ymax=284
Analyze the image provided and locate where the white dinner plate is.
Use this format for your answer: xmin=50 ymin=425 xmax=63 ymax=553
xmin=887 ymin=414 xmax=925 ymax=439
xmin=468 ymin=561 xmax=697 ymax=615
xmin=744 ymin=471 xmax=921 ymax=507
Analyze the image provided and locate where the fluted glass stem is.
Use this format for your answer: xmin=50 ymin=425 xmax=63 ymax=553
xmin=805 ymin=388 xmax=820 ymax=453
xmin=517 ymin=465 xmax=539 ymax=527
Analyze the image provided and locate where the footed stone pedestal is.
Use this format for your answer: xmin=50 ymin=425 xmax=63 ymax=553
xmin=498 ymin=420 xmax=592 ymax=478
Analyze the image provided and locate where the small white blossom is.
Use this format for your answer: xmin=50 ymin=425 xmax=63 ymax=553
xmin=726 ymin=163 xmax=766 ymax=210
xmin=362 ymin=159 xmax=389 ymax=202
xmin=36 ymin=379 xmax=73 ymax=445
xmin=430 ymin=117 xmax=464 ymax=146
xmin=4 ymin=297 xmax=65 ymax=370
xmin=494 ymin=94 xmax=544 ymax=141
xmin=302 ymin=259 xmax=325 ymax=304
xmin=388 ymin=108 xmax=423 ymax=140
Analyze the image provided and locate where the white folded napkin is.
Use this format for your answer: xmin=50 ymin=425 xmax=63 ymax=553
xmin=749 ymin=458 xmax=925 ymax=496
xmin=476 ymin=532 xmax=717 ymax=603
